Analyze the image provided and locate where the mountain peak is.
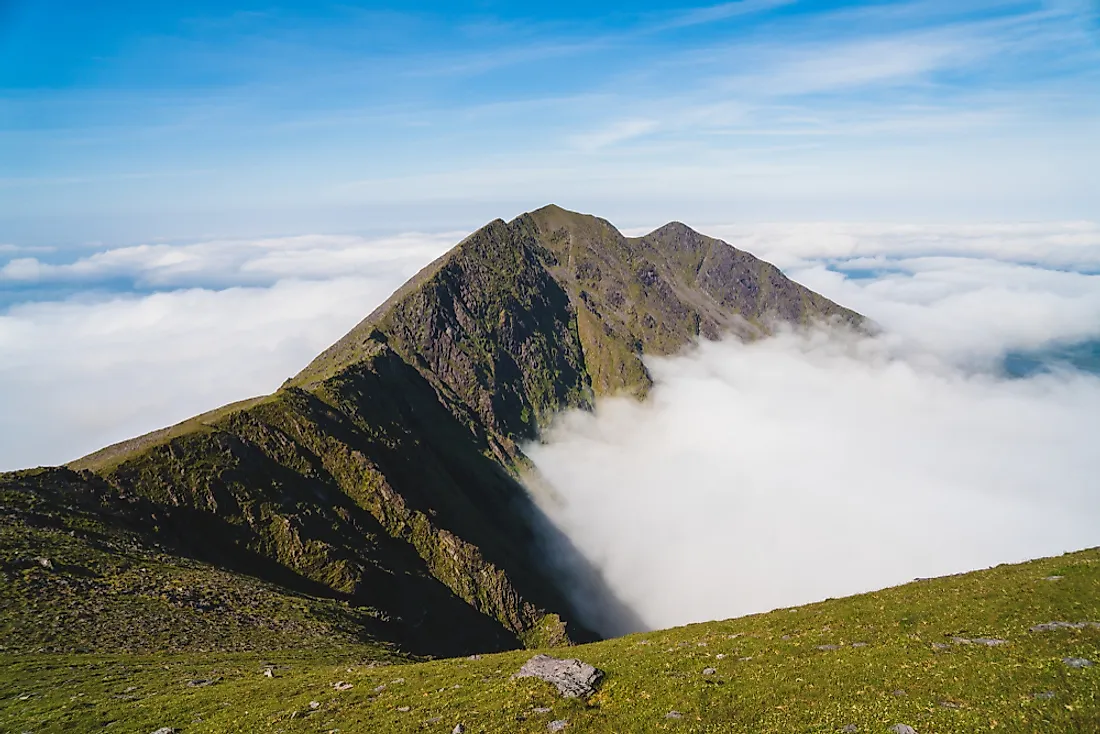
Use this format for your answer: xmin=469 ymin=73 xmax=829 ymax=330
xmin=30 ymin=207 xmax=864 ymax=660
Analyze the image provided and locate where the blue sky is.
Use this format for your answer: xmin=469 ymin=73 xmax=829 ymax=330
xmin=2 ymin=0 xmax=1098 ymax=247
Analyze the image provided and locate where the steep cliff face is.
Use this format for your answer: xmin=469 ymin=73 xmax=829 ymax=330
xmin=4 ymin=206 xmax=864 ymax=657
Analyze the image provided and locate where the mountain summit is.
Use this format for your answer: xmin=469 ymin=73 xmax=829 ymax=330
xmin=2 ymin=206 xmax=863 ymax=658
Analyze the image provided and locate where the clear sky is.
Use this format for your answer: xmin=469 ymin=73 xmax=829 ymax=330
xmin=2 ymin=0 xmax=1098 ymax=247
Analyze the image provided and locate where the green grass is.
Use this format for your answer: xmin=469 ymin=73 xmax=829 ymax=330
xmin=3 ymin=548 xmax=1098 ymax=733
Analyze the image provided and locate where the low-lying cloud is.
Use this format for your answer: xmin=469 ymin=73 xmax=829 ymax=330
xmin=526 ymin=330 xmax=1100 ymax=635
xmin=524 ymin=222 xmax=1100 ymax=635
xmin=0 ymin=233 xmax=456 ymax=469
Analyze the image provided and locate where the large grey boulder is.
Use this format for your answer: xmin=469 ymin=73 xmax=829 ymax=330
xmin=513 ymin=654 xmax=604 ymax=698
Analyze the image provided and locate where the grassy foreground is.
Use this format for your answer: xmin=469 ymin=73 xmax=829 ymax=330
xmin=2 ymin=548 xmax=1098 ymax=734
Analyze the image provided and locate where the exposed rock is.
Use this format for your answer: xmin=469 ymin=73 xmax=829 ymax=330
xmin=949 ymin=637 xmax=1006 ymax=646
xmin=150 ymin=729 xmax=178 ymax=734
xmin=851 ymin=642 xmax=868 ymax=648
xmin=263 ymin=668 xmax=274 ymax=678
xmin=513 ymin=654 xmax=604 ymax=698
xmin=1043 ymin=575 xmax=1064 ymax=581
xmin=309 ymin=701 xmax=320 ymax=710
xmin=397 ymin=706 xmax=410 ymax=712
xmin=187 ymin=678 xmax=216 ymax=688
xmin=889 ymin=725 xmax=917 ymax=734
xmin=702 ymin=667 xmax=716 ymax=675
xmin=1063 ymin=657 xmax=1094 ymax=668
xmin=548 ymin=720 xmax=568 ymax=731
xmin=333 ymin=681 xmax=353 ymax=691
xmin=453 ymin=725 xmax=466 ymax=734
xmin=532 ymin=707 xmax=552 ymax=714
xmin=1031 ymin=621 xmax=1100 ymax=632
xmin=841 ymin=726 xmax=858 ymax=733
xmin=1033 ymin=691 xmax=1056 ymax=700
xmin=665 ymin=711 xmax=683 ymax=719
xmin=816 ymin=644 xmax=839 ymax=651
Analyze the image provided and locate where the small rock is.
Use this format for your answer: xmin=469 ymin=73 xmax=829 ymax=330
xmin=36 ymin=557 xmax=53 ymax=570
xmin=665 ymin=710 xmax=683 ymax=719
xmin=715 ymin=653 xmax=726 ymax=659
xmin=781 ymin=635 xmax=792 ymax=640
xmin=972 ymin=638 xmax=1006 ymax=646
xmin=702 ymin=667 xmax=716 ymax=675
xmin=892 ymin=690 xmax=907 ymax=697
xmin=263 ymin=668 xmax=274 ymax=678
xmin=851 ymin=642 xmax=868 ymax=648
xmin=1031 ymin=621 xmax=1100 ymax=632
xmin=124 ymin=686 xmax=138 ymax=692
xmin=397 ymin=706 xmax=410 ymax=712
xmin=513 ymin=654 xmax=604 ymax=699
xmin=939 ymin=700 xmax=963 ymax=709
xmin=889 ymin=726 xmax=917 ymax=734
xmin=841 ymin=726 xmax=858 ymax=733
xmin=548 ymin=720 xmax=568 ymax=732
xmin=333 ymin=681 xmax=353 ymax=691
xmin=467 ymin=654 xmax=481 ymax=660
xmin=1063 ymin=657 xmax=1094 ymax=668
xmin=738 ymin=656 xmax=752 ymax=661
xmin=309 ymin=701 xmax=320 ymax=710
xmin=187 ymin=679 xmax=216 ymax=688
xmin=1043 ymin=575 xmax=1064 ymax=581
xmin=373 ymin=684 xmax=386 ymax=693
xmin=532 ymin=707 xmax=552 ymax=714
xmin=453 ymin=725 xmax=466 ymax=734
xmin=932 ymin=643 xmax=951 ymax=651
xmin=423 ymin=717 xmax=442 ymax=725
xmin=391 ymin=677 xmax=405 ymax=684
xmin=1033 ymin=691 xmax=1056 ymax=699
xmin=150 ymin=729 xmax=178 ymax=734
xmin=816 ymin=644 xmax=839 ymax=651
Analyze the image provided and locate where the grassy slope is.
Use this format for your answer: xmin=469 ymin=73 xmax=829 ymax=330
xmin=2 ymin=548 xmax=1097 ymax=733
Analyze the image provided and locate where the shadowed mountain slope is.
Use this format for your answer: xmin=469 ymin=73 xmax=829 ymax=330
xmin=3 ymin=206 xmax=864 ymax=658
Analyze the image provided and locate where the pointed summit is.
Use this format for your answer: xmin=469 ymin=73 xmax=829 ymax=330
xmin=10 ymin=205 xmax=864 ymax=659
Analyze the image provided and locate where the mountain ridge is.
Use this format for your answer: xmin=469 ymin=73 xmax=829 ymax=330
xmin=6 ymin=205 xmax=865 ymax=659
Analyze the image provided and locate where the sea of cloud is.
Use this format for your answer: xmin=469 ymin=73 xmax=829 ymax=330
xmin=0 ymin=232 xmax=459 ymax=469
xmin=527 ymin=221 xmax=1100 ymax=635
xmin=2 ymin=221 xmax=1099 ymax=637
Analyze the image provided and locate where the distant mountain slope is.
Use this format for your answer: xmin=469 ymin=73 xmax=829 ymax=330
xmin=3 ymin=206 xmax=864 ymax=658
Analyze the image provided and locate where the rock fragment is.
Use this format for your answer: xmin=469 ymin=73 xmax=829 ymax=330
xmin=150 ymin=729 xmax=178 ymax=734
xmin=452 ymin=725 xmax=466 ymax=734
xmin=1063 ymin=657 xmax=1094 ymax=668
xmin=889 ymin=725 xmax=917 ymax=734
xmin=548 ymin=720 xmax=568 ymax=731
xmin=1031 ymin=621 xmax=1100 ymax=632
xmin=513 ymin=654 xmax=604 ymax=698
xmin=665 ymin=711 xmax=683 ymax=719
xmin=702 ymin=667 xmax=716 ymax=675
xmin=840 ymin=725 xmax=858 ymax=733
xmin=333 ymin=681 xmax=353 ymax=691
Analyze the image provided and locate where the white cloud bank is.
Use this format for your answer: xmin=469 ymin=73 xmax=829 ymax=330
xmin=525 ymin=220 xmax=1100 ymax=635
xmin=0 ymin=233 xmax=456 ymax=469
xmin=527 ymin=331 xmax=1100 ymax=634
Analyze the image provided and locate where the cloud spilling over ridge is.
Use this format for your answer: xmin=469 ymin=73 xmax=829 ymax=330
xmin=526 ymin=330 xmax=1100 ymax=635
xmin=525 ymin=221 xmax=1100 ymax=635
